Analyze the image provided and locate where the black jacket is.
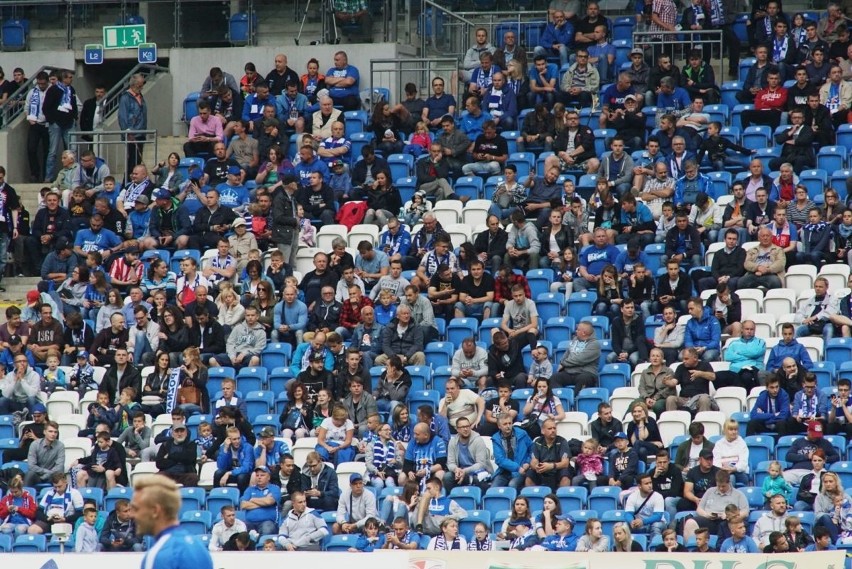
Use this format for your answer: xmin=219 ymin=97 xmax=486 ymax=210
xmin=43 ymin=83 xmax=78 ymax=128
xmin=351 ymin=157 xmax=390 ymax=188
xmin=540 ymin=225 xmax=573 ymax=260
xmin=705 ymin=292 xmax=742 ymax=329
xmin=98 ymin=510 xmax=140 ymax=552
xmin=775 ymin=124 xmax=815 ymax=165
xmin=473 ymin=228 xmax=508 ymax=259
xmin=655 ymin=270 xmax=692 ymax=303
xmin=380 ymin=319 xmax=425 ymax=360
xmin=364 ymin=186 xmax=402 ymax=213
xmin=158 ymin=325 xmax=191 ymax=354
xmin=271 ymin=186 xmax=299 ymax=246
xmin=31 ymin=206 xmax=72 ymax=246
xmin=101 ymin=363 xmax=142 ymax=404
xmin=610 ymin=314 xmax=649 ymax=361
xmin=487 ymin=336 xmax=525 ymax=379
xmin=664 ymin=226 xmax=701 ymax=260
xmin=553 ymin=126 xmax=595 ymax=163
xmin=297 ymin=184 xmax=336 ymax=218
xmin=415 ymin=157 xmax=450 ymax=188
xmin=155 ymin=437 xmax=199 ymax=474
xmin=308 ymin=300 xmax=342 ymax=331
xmin=193 ymin=205 xmax=237 ymax=237
xmin=189 ymin=319 xmax=227 ymax=356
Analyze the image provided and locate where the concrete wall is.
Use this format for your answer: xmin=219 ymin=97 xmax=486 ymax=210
xmin=167 ymin=43 xmax=402 ymax=135
xmin=0 ymin=51 xmax=76 ymax=78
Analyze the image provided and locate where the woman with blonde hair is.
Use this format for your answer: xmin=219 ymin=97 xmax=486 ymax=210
xmin=178 ymin=346 xmax=209 ymax=415
xmin=612 ymin=521 xmax=643 ymax=551
xmin=315 ymin=405 xmax=355 ymax=465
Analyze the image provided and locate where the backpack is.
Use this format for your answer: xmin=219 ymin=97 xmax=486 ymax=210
xmin=335 ymin=200 xmax=368 ymax=230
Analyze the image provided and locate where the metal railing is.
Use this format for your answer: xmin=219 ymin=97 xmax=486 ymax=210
xmin=632 ymin=29 xmax=726 ymax=77
xmin=100 ymin=64 xmax=170 ymax=122
xmin=68 ymin=129 xmax=158 ymax=179
xmin=0 ymin=66 xmax=60 ymax=129
xmin=369 ymin=57 xmax=461 ymax=108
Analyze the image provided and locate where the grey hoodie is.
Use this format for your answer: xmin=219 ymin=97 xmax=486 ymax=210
xmin=226 ymin=321 xmax=267 ymax=360
xmin=277 ymin=507 xmax=329 ymax=548
xmin=558 ymin=337 xmax=601 ymax=377
xmin=0 ymin=368 xmax=41 ymax=402
xmin=447 ymin=430 xmax=494 ymax=476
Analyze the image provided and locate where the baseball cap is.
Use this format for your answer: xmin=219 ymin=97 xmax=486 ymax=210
xmin=26 ymin=290 xmax=40 ymax=305
xmin=807 ymin=420 xmax=824 ymax=438
xmin=227 ymin=165 xmax=241 ymax=176
xmin=77 ymin=350 xmax=89 ymax=359
xmin=349 ymin=473 xmax=363 ymax=484
xmin=310 ymin=351 xmax=325 ymax=362
xmin=135 ymin=195 xmax=150 ymax=206
xmin=555 ymin=514 xmax=575 ymax=526
xmin=262 ymin=117 xmax=279 ymax=129
xmin=330 ymin=160 xmax=344 ymax=169
xmin=259 ymin=426 xmax=276 ymax=437
xmin=172 ymin=422 xmax=187 ymax=431
xmin=8 ymin=335 xmax=21 ymax=346
xmin=698 ymin=449 xmax=714 ymax=460
xmin=154 ymin=188 xmax=172 ymax=200
xmin=232 ymin=217 xmax=247 ymax=228
xmin=254 ymin=465 xmax=270 ymax=473
xmin=630 ymin=47 xmax=644 ymax=56
xmin=613 ymin=431 xmax=628 ymax=440
xmin=507 ymin=518 xmax=532 ymax=527
xmin=624 ymin=94 xmax=638 ymax=102
xmin=31 ymin=403 xmax=47 ymax=414
xmin=188 ymin=167 xmax=203 ymax=181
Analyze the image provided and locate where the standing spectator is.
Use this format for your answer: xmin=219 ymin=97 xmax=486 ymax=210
xmin=43 ymin=69 xmax=77 ymax=182
xmin=118 ymin=74 xmax=147 ymax=171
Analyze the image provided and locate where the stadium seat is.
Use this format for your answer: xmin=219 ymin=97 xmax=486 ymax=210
xmin=576 ymin=388 xmax=609 ymax=417
xmin=12 ymin=534 xmax=45 ymax=552
xmin=447 ymin=318 xmax=478 ymax=346
xmin=519 ymin=486 xmax=549 ymax=512
xmin=424 ymin=342 xmax=454 ymax=370
xmin=449 ymin=486 xmax=482 ymax=511
xmin=180 ymin=510 xmax=213 ymax=535
xmin=536 ymin=292 xmax=565 ymax=322
xmin=207 ymin=487 xmax=240 ymax=513
xmin=556 ymin=486 xmax=588 ymax=512
xmin=799 ymin=170 xmax=829 ymax=199
xmin=817 ymin=146 xmax=848 ymax=173
xmin=527 ymin=269 xmax=555 ymax=298
xmin=483 ymin=487 xmax=516 ymax=518
xmin=567 ymin=292 xmax=596 ymax=321
xmin=599 ymin=363 xmax=629 ymax=392
xmin=742 ymin=126 xmax=770 ymax=150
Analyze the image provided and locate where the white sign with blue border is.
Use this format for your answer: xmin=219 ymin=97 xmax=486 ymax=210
xmin=137 ymin=43 xmax=157 ymax=64
xmin=84 ymin=44 xmax=104 ymax=65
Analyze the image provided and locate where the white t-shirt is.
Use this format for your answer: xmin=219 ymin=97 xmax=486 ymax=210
xmin=320 ymin=417 xmax=354 ymax=442
xmin=441 ymin=389 xmax=480 ymax=427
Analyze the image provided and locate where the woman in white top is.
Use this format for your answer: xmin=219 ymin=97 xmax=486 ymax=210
xmin=316 ymin=405 xmax=356 ymax=465
xmin=523 ymin=377 xmax=566 ymax=431
xmin=712 ymin=419 xmax=750 ymax=487
xmin=427 ymin=518 xmax=467 ymax=550
xmin=574 ymin=518 xmax=610 ymax=552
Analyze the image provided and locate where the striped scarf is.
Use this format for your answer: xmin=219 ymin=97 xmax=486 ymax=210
xmin=468 ymin=537 xmax=492 ymax=551
xmin=433 ymin=534 xmax=462 ymax=550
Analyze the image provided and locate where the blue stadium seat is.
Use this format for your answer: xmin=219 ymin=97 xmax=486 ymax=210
xmin=479 ymin=317 xmax=502 ymax=348
xmin=838 ymin=124 xmax=852 ymax=149
xmin=545 ymin=316 xmax=575 ymax=344
xmin=78 ymin=487 xmax=104 ymax=508
xmin=600 ymin=510 xmax=633 ymax=539
xmin=454 ymin=176 xmax=483 ymax=200
xmin=425 ymin=342 xmax=454 ymax=370
xmin=237 ymin=367 xmax=268 ymax=392
xmin=268 ymin=367 xmax=295 ymax=395
xmin=556 ymin=486 xmax=588 ymax=511
xmin=449 ymin=486 xmax=482 ymax=511
xmin=818 ymin=146 xmax=848 ymax=173
xmin=742 ymin=126 xmax=770 ymax=150
xmin=612 ymin=16 xmax=635 ymax=40
xmin=397 ymin=176 xmax=417 ymax=203
xmin=731 ymin=104 xmax=753 ymax=130
xmin=827 ymin=338 xmax=852 ymax=367
xmin=519 ymin=486 xmax=549 ymax=512
xmin=776 ymin=435 xmax=804 ymax=464
xmin=508 ymin=152 xmax=535 ymax=179
xmin=720 ymin=82 xmax=741 ymax=109
xmin=705 ymin=104 xmax=730 ymax=125
xmin=567 ymin=291 xmax=597 ymax=321
xmin=447 ymin=318 xmax=478 ymax=346
xmin=799 ymin=169 xmax=829 ymax=199
xmin=180 ymin=510 xmax=213 ymax=535
xmin=501 ymin=131 xmax=520 ymax=155
xmin=599 ymin=363 xmax=629 ymax=391
xmin=483 ymin=487 xmax=517 ymax=518
xmin=407 ymin=390 xmax=440 ymax=416
xmin=738 ymin=58 xmax=756 ymax=83
xmin=593 ymin=129 xmax=617 ymax=156
xmin=580 ymin=315 xmax=610 ymax=339
xmin=349 ymin=132 xmax=375 ymax=166
xmin=527 ymin=269 xmax=555 ymax=298
xmin=244 ymin=391 xmax=274 ymax=418
xmin=0 ymin=534 xmax=10 ymax=552
xmin=105 ymin=487 xmax=133 ymax=513
xmin=483 ymin=176 xmax=504 ymax=200
xmin=0 ymin=416 xmax=13 ymax=440
xmin=536 ymin=292 xmax=565 ymax=322
xmin=324 ymin=534 xmax=359 ymax=551
xmin=707 ymin=171 xmax=733 ymax=199
xmin=405 ymin=366 xmax=432 ymax=393
xmin=432 ymin=365 xmax=451 ymax=395
xmin=343 ymin=110 xmax=368 ymax=137
xmin=228 ymin=12 xmax=255 ymax=46
xmin=388 ymin=154 xmax=414 ymax=181
xmin=577 ymin=388 xmax=610 ymax=417
xmin=12 ymin=534 xmax=45 ymax=552
xmin=207 ymin=487 xmax=240 ymax=513
xmin=261 ymin=343 xmax=292 ymax=371
xmin=744 ymin=435 xmax=775 ymax=470
xmin=180 ymin=487 xmax=206 ymax=515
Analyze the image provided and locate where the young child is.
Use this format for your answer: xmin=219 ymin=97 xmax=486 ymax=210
xmin=349 ymin=517 xmax=386 ymax=552
xmin=265 ymin=250 xmax=288 ymax=292
xmin=761 ymin=460 xmax=794 ymax=505
xmin=608 ymin=432 xmax=639 ymax=488
xmin=75 ymin=505 xmax=100 ymax=552
xmin=284 ymin=275 xmax=305 ymax=303
xmin=572 ymin=437 xmax=606 ymax=489
xmin=467 ymin=522 xmax=493 ymax=551
xmin=195 ymin=421 xmax=215 ymax=461
xmin=783 ymin=515 xmax=814 ymax=552
xmin=655 ymin=201 xmax=676 ymax=243
xmin=404 ymin=121 xmax=432 ymax=158
xmin=527 ymin=345 xmax=553 ymax=385
xmin=86 ymin=251 xmax=108 ymax=281
xmin=654 ymin=528 xmax=687 ymax=552
xmin=69 ymin=350 xmax=97 ymax=395
xmin=261 ymin=538 xmax=278 ymax=551
xmin=329 ymin=160 xmax=353 ymax=203
xmin=696 ymin=121 xmax=752 ymax=172
xmin=85 ymin=391 xmax=117 ymax=434
xmin=365 ymin=422 xmax=401 ymax=489
xmin=374 ymin=290 xmax=397 ymax=326
xmin=112 ymin=387 xmax=139 ymax=436
xmin=83 ymin=270 xmax=109 ymax=321
xmin=297 ymin=204 xmax=316 ymax=247
xmin=403 ymin=191 xmax=429 ymax=226
xmin=41 ymin=351 xmax=67 ymax=394
xmin=68 ymin=187 xmax=92 ymax=230
xmin=99 ymin=176 xmax=121 ymax=209
xmin=239 ymin=249 xmax=263 ymax=282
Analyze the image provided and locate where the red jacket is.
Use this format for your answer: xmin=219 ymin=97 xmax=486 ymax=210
xmin=755 ymin=87 xmax=788 ymax=111
xmin=340 ymin=296 xmax=373 ymax=330
xmin=0 ymin=491 xmax=37 ymax=524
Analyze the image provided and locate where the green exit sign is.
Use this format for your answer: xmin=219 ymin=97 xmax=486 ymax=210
xmin=103 ymin=24 xmax=147 ymax=49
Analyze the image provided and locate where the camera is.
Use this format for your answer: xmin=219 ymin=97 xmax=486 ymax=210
xmin=52 ymin=523 xmax=73 ymax=543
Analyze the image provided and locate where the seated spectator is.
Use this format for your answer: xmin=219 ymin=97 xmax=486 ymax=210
xmin=608 ymin=299 xmax=648 ymax=368
xmin=524 ymin=418 xmax=571 ymax=490
xmin=461 ymin=120 xmax=507 ymax=177
xmin=535 ymin=10 xmax=573 ymax=67
xmin=527 ymin=55 xmax=559 ymax=107
xmin=625 ymin=474 xmax=666 ymax=538
xmin=276 ymin=491 xmax=329 ymax=551
xmin=468 ymin=52 xmax=501 ymax=101
xmin=184 ymin=101 xmax=223 ymax=158
xmin=422 ymin=77 xmax=456 ymax=129
xmin=572 ymin=228 xmax=619 ymax=291
xmin=681 ymin=49 xmax=719 ymax=103
xmin=560 ymin=49 xmax=599 ymax=109
xmin=742 ymin=70 xmax=787 ymax=131
xmin=75 ymin=431 xmax=123 ymax=490
xmin=667 ymin=347 xmax=717 ymax=412
xmin=766 ymin=19 xmax=798 ymax=81
xmin=654 ymin=260 xmax=691 ymax=316
xmin=481 ymin=72 xmax=517 ymax=131
xmin=746 ymin=375 xmax=791 ymax=435
xmin=738 ymin=227 xmax=787 ymax=289
xmin=587 ymin=24 xmax=616 ymax=84
xmin=504 ymin=212 xmax=540 ymax=271
xmin=209 ymin=505 xmax=247 ymax=552
xmin=719 ymin=515 xmax=760 ymax=553
xmin=795 ymin=276 xmax=838 ymax=340
xmin=214 ymin=426 xmax=254 ymax=492
xmin=600 ymin=74 xmax=639 ymax=128
xmin=547 ymin=109 xmax=598 ymax=174
xmin=443 ymin=416 xmax=493 ymax=491
xmin=682 ymin=470 xmax=749 ymax=541
xmin=769 ymin=108 xmax=816 ymax=173
xmin=655 ymin=77 xmax=691 ymax=114
xmin=684 ymin=296 xmax=722 ymax=362
xmin=552 ymin=321 xmax=600 ymax=390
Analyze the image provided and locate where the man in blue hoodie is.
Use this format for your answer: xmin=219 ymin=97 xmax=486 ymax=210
xmin=213 ymin=426 xmax=255 ymax=492
xmin=491 ymin=414 xmax=533 ymax=489
xmin=714 ymin=320 xmax=765 ymax=391
xmin=534 ymin=11 xmax=574 ymax=67
xmin=759 ymin=323 xmax=815 ymax=385
xmin=746 ymin=376 xmax=790 ymax=435
xmin=684 ymin=297 xmax=721 ymax=362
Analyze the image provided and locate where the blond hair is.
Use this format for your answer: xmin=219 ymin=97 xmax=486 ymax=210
xmin=133 ymin=474 xmax=181 ymax=521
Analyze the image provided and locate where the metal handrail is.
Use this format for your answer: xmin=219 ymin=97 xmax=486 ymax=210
xmin=68 ymin=129 xmax=159 ymax=178
xmin=100 ymin=64 xmax=170 ymax=121
xmin=421 ymin=0 xmax=478 ymax=57
xmin=0 ymin=66 xmax=61 ymax=129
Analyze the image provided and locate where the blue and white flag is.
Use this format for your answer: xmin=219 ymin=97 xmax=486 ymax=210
xmin=164 ymin=367 xmax=182 ymax=413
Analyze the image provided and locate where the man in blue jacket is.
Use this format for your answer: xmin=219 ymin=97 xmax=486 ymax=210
xmin=746 ymin=375 xmax=790 ymax=435
xmin=759 ymin=323 xmax=815 ymax=385
xmin=684 ymin=297 xmax=721 ymax=362
xmin=715 ymin=320 xmax=765 ymax=390
xmin=534 ymin=10 xmax=574 ymax=67
xmin=214 ymin=426 xmax=255 ymax=492
xmin=273 ymin=285 xmax=308 ymax=345
xmin=403 ymin=422 xmax=448 ymax=490
xmin=302 ymin=451 xmax=341 ymax=511
xmin=491 ymin=414 xmax=532 ymax=489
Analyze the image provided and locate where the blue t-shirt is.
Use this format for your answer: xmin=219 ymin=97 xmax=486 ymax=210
xmin=239 ymin=484 xmax=281 ymax=524
xmin=74 ymin=228 xmax=122 ymax=253
xmin=327 ymin=65 xmax=360 ymax=98
xmin=601 ymin=84 xmax=634 ymax=111
xmin=656 ymin=87 xmax=693 ymax=112
xmin=424 ymin=94 xmax=457 ymax=121
xmin=294 ymin=159 xmax=330 ymax=187
xmin=579 ymin=244 xmax=620 ymax=275
xmin=528 ymin=63 xmax=559 ymax=87
xmin=719 ymin=536 xmax=759 ymax=553
xmin=404 ymin=435 xmax=448 ymax=482
xmin=215 ymin=183 xmax=250 ymax=209
xmin=141 ymin=525 xmax=213 ymax=569
xmin=253 ymin=440 xmax=291 ymax=469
